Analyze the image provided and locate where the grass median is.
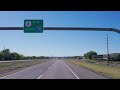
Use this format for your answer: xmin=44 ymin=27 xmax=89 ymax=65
xmin=67 ymin=59 xmax=120 ymax=79
xmin=0 ymin=59 xmax=51 ymax=74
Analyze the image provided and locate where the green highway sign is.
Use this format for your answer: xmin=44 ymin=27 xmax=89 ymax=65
xmin=24 ymin=20 xmax=43 ymax=33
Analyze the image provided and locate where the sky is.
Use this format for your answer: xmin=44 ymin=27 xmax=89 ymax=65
xmin=0 ymin=11 xmax=120 ymax=56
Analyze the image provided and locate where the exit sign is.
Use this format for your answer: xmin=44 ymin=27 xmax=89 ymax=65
xmin=24 ymin=20 xmax=43 ymax=33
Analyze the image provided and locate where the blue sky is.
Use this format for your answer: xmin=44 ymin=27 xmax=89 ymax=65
xmin=0 ymin=11 xmax=120 ymax=56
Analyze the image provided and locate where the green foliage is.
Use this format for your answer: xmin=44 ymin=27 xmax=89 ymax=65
xmin=19 ymin=54 xmax=25 ymax=60
xmin=0 ymin=53 xmax=3 ymax=60
xmin=0 ymin=49 xmax=25 ymax=60
xmin=24 ymin=56 xmax=50 ymax=60
xmin=31 ymin=56 xmax=36 ymax=59
xmin=0 ymin=48 xmax=50 ymax=61
xmin=0 ymin=49 xmax=11 ymax=60
xmin=111 ymin=54 xmax=120 ymax=61
xmin=10 ymin=52 xmax=20 ymax=60
xmin=84 ymin=54 xmax=86 ymax=58
xmin=84 ymin=51 xmax=97 ymax=59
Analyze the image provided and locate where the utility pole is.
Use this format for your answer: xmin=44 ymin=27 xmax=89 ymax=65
xmin=4 ymin=45 xmax=5 ymax=50
xmin=106 ymin=34 xmax=110 ymax=65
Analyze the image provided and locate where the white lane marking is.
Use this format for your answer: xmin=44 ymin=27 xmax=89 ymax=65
xmin=37 ymin=75 xmax=43 ymax=79
xmin=62 ymin=60 xmax=79 ymax=79
xmin=48 ymin=67 xmax=51 ymax=69
xmin=0 ymin=61 xmax=52 ymax=79
xmin=37 ymin=60 xmax=58 ymax=79
xmin=48 ymin=60 xmax=57 ymax=69
xmin=48 ymin=60 xmax=59 ymax=68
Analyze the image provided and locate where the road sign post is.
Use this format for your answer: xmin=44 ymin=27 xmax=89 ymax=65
xmin=24 ymin=20 xmax=43 ymax=33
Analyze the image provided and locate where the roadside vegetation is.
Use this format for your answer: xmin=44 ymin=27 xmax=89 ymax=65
xmin=66 ymin=51 xmax=120 ymax=79
xmin=0 ymin=48 xmax=52 ymax=76
xmin=84 ymin=51 xmax=97 ymax=59
xmin=0 ymin=49 xmax=50 ymax=61
xmin=0 ymin=59 xmax=51 ymax=75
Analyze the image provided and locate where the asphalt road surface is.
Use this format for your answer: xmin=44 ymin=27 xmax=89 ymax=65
xmin=0 ymin=60 xmax=108 ymax=79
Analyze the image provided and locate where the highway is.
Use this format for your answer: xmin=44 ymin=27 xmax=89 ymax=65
xmin=0 ymin=60 xmax=108 ymax=79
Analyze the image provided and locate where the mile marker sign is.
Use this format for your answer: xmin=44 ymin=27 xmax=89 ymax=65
xmin=24 ymin=20 xmax=43 ymax=33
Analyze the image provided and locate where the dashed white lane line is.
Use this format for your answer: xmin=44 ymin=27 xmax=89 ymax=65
xmin=37 ymin=60 xmax=58 ymax=79
xmin=0 ymin=62 xmax=48 ymax=79
xmin=37 ymin=75 xmax=43 ymax=79
xmin=62 ymin=60 xmax=79 ymax=79
xmin=0 ymin=61 xmax=54 ymax=79
xmin=48 ymin=60 xmax=57 ymax=69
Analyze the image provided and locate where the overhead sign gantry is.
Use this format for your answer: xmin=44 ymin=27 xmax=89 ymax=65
xmin=0 ymin=20 xmax=120 ymax=34
xmin=0 ymin=27 xmax=120 ymax=34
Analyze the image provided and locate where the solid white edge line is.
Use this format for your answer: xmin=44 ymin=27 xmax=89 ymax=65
xmin=0 ymin=60 xmax=51 ymax=79
xmin=37 ymin=60 xmax=58 ymax=79
xmin=62 ymin=60 xmax=79 ymax=79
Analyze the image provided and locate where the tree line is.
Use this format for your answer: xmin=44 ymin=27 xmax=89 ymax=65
xmin=64 ymin=56 xmax=82 ymax=59
xmin=64 ymin=51 xmax=120 ymax=61
xmin=1 ymin=49 xmax=119 ymax=61
xmin=0 ymin=49 xmax=50 ymax=61
xmin=84 ymin=51 xmax=120 ymax=61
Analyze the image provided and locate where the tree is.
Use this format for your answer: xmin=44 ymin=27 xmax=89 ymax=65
xmin=0 ymin=53 xmax=3 ymax=60
xmin=1 ymin=49 xmax=11 ymax=60
xmin=111 ymin=54 xmax=120 ymax=61
xmin=0 ymin=48 xmax=26 ymax=61
xmin=19 ymin=54 xmax=25 ymax=60
xmin=84 ymin=54 xmax=86 ymax=58
xmin=38 ymin=56 xmax=45 ymax=59
xmin=25 ymin=56 xmax=32 ymax=59
xmin=84 ymin=51 xmax=97 ymax=59
xmin=10 ymin=52 xmax=20 ymax=60
xmin=31 ymin=56 xmax=36 ymax=59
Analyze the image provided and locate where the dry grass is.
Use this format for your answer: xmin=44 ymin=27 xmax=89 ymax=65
xmin=67 ymin=60 xmax=120 ymax=79
xmin=0 ymin=59 xmax=50 ymax=73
